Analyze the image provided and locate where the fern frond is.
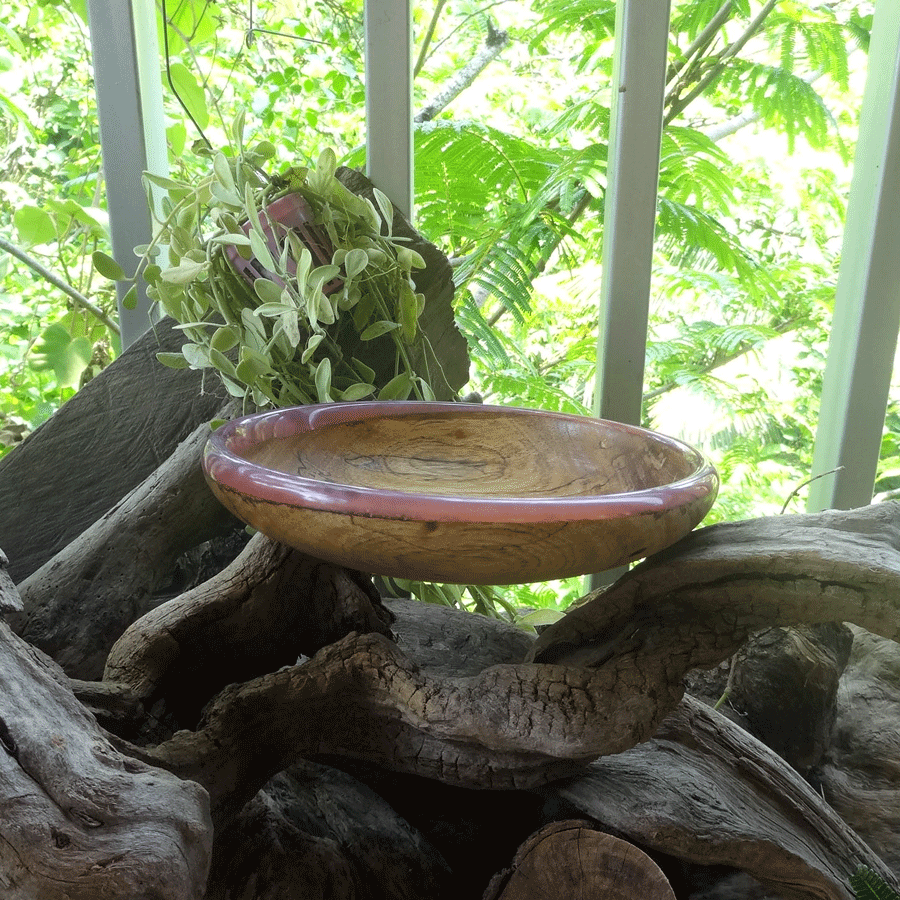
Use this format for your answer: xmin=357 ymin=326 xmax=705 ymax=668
xmin=849 ymin=865 xmax=900 ymax=900
xmin=715 ymin=60 xmax=841 ymax=154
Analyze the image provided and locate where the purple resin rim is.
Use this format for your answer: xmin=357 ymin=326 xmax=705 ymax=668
xmin=202 ymin=402 xmax=719 ymax=524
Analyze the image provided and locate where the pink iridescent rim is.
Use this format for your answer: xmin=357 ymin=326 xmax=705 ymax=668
xmin=202 ymin=402 xmax=719 ymax=524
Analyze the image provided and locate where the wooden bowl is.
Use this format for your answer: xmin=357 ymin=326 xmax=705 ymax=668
xmin=202 ymin=402 xmax=718 ymax=585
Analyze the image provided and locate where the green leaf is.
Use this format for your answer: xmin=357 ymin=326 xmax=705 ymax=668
xmin=850 ymin=866 xmax=900 ymax=900
xmin=142 ymin=171 xmax=192 ymax=193
xmin=340 ymin=382 xmax=376 ymax=401
xmin=377 ymin=372 xmax=412 ymax=401
xmin=372 ymin=187 xmax=394 ymax=234
xmin=301 ymin=333 xmax=325 ymax=364
xmin=252 ymin=301 xmax=290 ymax=317
xmin=210 ymin=232 xmax=252 ymax=248
xmin=167 ymin=62 xmax=209 ymax=129
xmin=211 ymin=325 xmax=239 ymax=352
xmin=343 ymin=247 xmax=369 ymax=280
xmin=360 ymin=320 xmax=401 ymax=341
xmin=314 ymin=357 xmax=332 ymax=403
xmin=92 ymin=251 xmax=127 ymax=282
xmin=249 ymin=229 xmax=277 ymax=274
xmin=31 ymin=324 xmax=92 ymax=387
xmin=160 ymin=258 xmax=205 ymax=284
xmin=121 ymin=284 xmax=139 ymax=310
xmin=157 ymin=352 xmax=190 ymax=369
xmin=352 ymin=358 xmax=377 ymax=383
xmin=282 ymin=309 xmax=302 ymax=348
xmin=253 ymin=279 xmax=284 ymax=304
xmin=14 ymin=205 xmax=56 ymax=246
xmin=518 ymin=608 xmax=565 ymax=628
xmin=181 ymin=343 xmax=210 ymax=369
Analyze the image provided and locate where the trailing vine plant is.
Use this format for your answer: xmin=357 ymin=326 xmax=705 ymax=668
xmin=96 ymin=113 xmax=449 ymax=412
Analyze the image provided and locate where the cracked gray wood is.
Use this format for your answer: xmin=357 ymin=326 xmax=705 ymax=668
xmin=0 ymin=617 xmax=211 ymax=900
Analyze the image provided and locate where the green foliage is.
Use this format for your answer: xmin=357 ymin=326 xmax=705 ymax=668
xmin=850 ymin=866 xmax=900 ymax=900
xmin=128 ymin=139 xmax=444 ymax=410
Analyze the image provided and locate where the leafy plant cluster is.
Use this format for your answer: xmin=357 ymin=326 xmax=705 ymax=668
xmin=97 ymin=119 xmax=446 ymax=411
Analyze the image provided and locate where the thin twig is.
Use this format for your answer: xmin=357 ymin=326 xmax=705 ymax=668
xmin=667 ymin=1 xmax=733 ymax=85
xmin=415 ymin=0 xmax=450 ymax=78
xmin=779 ymin=467 xmax=845 ymax=515
xmin=0 ymin=235 xmax=121 ymax=336
xmin=665 ymin=0 xmax=779 ymax=124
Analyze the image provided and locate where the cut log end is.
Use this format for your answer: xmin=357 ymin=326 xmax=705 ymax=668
xmin=483 ymin=820 xmax=676 ymax=900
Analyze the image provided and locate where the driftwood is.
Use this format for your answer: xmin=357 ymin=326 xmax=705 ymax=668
xmin=685 ymin=622 xmax=853 ymax=774
xmin=0 ymin=615 xmax=211 ymax=900
xmin=545 ymin=694 xmax=895 ymax=900
xmin=5 ymin=504 xmax=900 ymax=895
xmin=817 ymin=626 xmax=900 ymax=875
xmin=104 ymin=531 xmax=394 ymax=727
xmin=11 ymin=416 xmax=235 ymax=679
xmin=205 ymin=761 xmax=453 ymax=900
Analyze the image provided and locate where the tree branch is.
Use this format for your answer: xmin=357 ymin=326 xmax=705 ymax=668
xmin=415 ymin=21 xmax=510 ymax=123
xmin=665 ymin=0 xmax=779 ymax=124
xmin=0 ymin=235 xmax=121 ymax=336
xmin=666 ymin=1 xmax=733 ymax=86
xmin=414 ymin=0 xmax=450 ymax=77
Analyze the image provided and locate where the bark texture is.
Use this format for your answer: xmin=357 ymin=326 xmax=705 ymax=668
xmin=0 ymin=618 xmax=211 ymax=900
xmin=12 ymin=416 xmax=235 ymax=679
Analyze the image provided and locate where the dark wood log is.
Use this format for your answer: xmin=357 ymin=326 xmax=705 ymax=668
xmin=545 ymin=694 xmax=899 ymax=900
xmin=104 ymin=532 xmax=394 ymax=725
xmin=0 ymin=618 xmax=211 ymax=899
xmin=0 ymin=318 xmax=228 ymax=584
xmin=685 ymin=623 xmax=853 ymax=774
xmin=11 ymin=416 xmax=235 ymax=679
xmin=483 ymin=820 xmax=676 ymax=900
xmin=816 ymin=626 xmax=900 ymax=875
xmin=205 ymin=761 xmax=454 ymax=900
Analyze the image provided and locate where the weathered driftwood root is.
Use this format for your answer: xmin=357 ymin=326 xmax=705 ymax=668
xmin=12 ymin=414 xmax=235 ymax=680
xmin=482 ymin=820 xmax=676 ymax=900
xmin=104 ymin=531 xmax=394 ymax=724
xmin=546 ymin=694 xmax=900 ymax=900
xmin=0 ymin=617 xmax=211 ymax=900
xmin=529 ymin=503 xmax=900 ymax=668
xmin=0 ymin=317 xmax=228 ymax=584
xmin=686 ymin=622 xmax=853 ymax=774
xmin=817 ymin=626 xmax=900 ymax=875
xmin=129 ymin=506 xmax=900 ymax=821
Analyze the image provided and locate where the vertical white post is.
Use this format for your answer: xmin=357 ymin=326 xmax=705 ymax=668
xmin=807 ymin=0 xmax=900 ymax=512
xmin=593 ymin=0 xmax=672 ymax=426
xmin=87 ymin=0 xmax=169 ymax=349
xmin=364 ymin=0 xmax=414 ymax=220
xmin=589 ymin=0 xmax=671 ymax=591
